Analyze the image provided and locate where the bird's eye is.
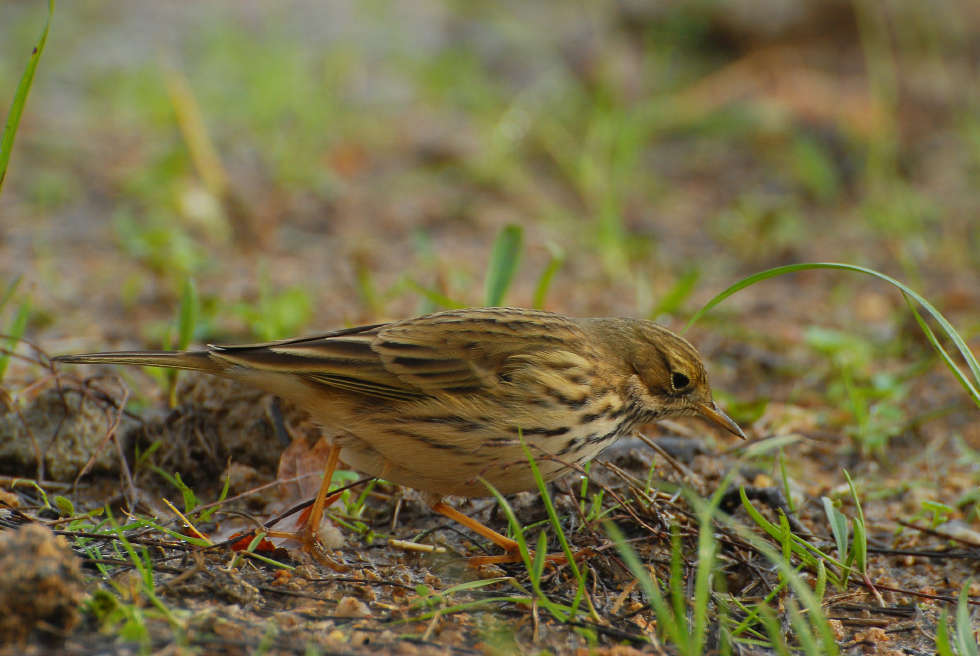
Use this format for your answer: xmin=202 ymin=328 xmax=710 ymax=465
xmin=671 ymin=371 xmax=690 ymax=391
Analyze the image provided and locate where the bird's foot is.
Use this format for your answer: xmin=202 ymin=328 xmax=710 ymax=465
xmin=263 ymin=488 xmax=350 ymax=571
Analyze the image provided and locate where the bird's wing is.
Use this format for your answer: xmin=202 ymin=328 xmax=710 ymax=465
xmin=371 ymin=308 xmax=588 ymax=393
xmin=208 ymin=322 xmax=425 ymax=400
xmin=208 ymin=308 xmax=589 ymax=399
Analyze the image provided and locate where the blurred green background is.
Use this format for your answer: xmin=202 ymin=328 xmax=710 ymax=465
xmin=1 ymin=0 xmax=978 ymax=355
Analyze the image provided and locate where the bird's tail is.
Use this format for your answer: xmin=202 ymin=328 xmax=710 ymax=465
xmin=54 ymin=350 xmax=226 ymax=374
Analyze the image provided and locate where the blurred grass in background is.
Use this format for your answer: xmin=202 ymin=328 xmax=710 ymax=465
xmin=1 ymin=0 xmax=977 ymax=341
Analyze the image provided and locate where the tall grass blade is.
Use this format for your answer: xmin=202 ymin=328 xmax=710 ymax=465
xmin=0 ymin=0 xmax=54 ymax=194
xmin=520 ymin=435 xmax=588 ymax=620
xmin=906 ymin=296 xmax=980 ymax=406
xmin=686 ymin=262 xmax=980 ymax=406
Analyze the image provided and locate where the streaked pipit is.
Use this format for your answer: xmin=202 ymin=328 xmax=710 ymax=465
xmin=56 ymin=306 xmax=743 ymax=562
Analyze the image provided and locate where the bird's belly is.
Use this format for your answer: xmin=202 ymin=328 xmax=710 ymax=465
xmin=336 ymin=416 xmax=627 ymax=498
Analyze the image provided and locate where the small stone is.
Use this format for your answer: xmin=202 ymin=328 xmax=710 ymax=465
xmin=221 ymin=462 xmax=264 ymax=496
xmin=335 ymin=595 xmax=371 ymax=618
xmin=476 ymin=563 xmax=507 ymax=579
xmin=271 ymin=569 xmax=293 ymax=585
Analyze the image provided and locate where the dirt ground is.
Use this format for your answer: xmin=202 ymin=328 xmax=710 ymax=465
xmin=0 ymin=1 xmax=978 ymax=654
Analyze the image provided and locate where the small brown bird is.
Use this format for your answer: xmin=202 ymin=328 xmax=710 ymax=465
xmin=55 ymin=307 xmax=743 ymax=562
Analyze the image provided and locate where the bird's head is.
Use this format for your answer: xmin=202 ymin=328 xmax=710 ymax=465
xmin=596 ymin=318 xmax=745 ymax=439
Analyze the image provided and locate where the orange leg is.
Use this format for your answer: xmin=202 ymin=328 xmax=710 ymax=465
xmin=303 ymin=441 xmax=341 ymax=543
xmin=430 ymin=500 xmax=591 ymax=567
xmin=430 ymin=501 xmax=520 ymax=553
xmin=267 ymin=442 xmax=347 ymax=570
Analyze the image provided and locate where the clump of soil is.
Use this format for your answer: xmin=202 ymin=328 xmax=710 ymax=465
xmin=0 ymin=522 xmax=86 ymax=645
xmin=0 ymin=388 xmax=138 ymax=481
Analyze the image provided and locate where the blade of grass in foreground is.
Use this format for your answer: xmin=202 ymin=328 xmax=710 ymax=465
xmin=481 ymin=475 xmax=577 ymax=622
xmin=0 ymin=0 xmax=54 ymax=194
xmin=686 ymin=262 xmax=980 ymax=408
xmin=519 ymin=434 xmax=594 ymax=622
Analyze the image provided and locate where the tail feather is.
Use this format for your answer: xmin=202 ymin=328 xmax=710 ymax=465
xmin=53 ymin=350 xmax=225 ymax=374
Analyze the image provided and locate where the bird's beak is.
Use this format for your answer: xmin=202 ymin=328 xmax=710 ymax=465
xmin=697 ymin=401 xmax=746 ymax=439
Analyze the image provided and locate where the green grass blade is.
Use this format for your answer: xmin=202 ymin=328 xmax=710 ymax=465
xmin=480 ymin=477 xmax=533 ymax=574
xmin=405 ymin=279 xmax=465 ymax=309
xmin=197 ymin=473 xmax=231 ymax=523
xmin=686 ymin=262 xmax=980 ymax=401
xmin=484 ymin=224 xmax=523 ymax=306
xmin=935 ymin=610 xmax=955 ymax=656
xmin=778 ymin=450 xmax=797 ymax=514
xmin=822 ymin=497 xmax=849 ymax=565
xmin=697 ymin=492 xmax=840 ymax=655
xmin=668 ymin=527 xmax=688 ymax=647
xmin=531 ymin=531 xmax=547 ymax=585
xmin=472 ymin=502 xmax=574 ymax=623
xmin=905 ymin=295 xmax=980 ymax=406
xmin=785 ymin=599 xmax=819 ymax=656
xmin=692 ymin=507 xmax=719 ymax=655
xmin=778 ymin=512 xmax=793 ymax=586
xmin=0 ymin=299 xmax=30 ymax=381
xmin=814 ymin=559 xmax=827 ymax=603
xmin=532 ymin=243 xmax=564 ymax=309
xmin=648 ymin=267 xmax=700 ymax=320
xmin=410 ymin=577 xmax=517 ymax=609
xmin=0 ymin=0 xmax=54 ymax=194
xmin=604 ymin=521 xmax=688 ymax=648
xmin=755 ymin=604 xmax=792 ymax=656
xmin=954 ymin=579 xmax=978 ymax=656
xmin=844 ymin=471 xmax=868 ymax=575
xmin=0 ymin=276 xmax=22 ymax=314
xmin=519 ymin=435 xmax=588 ymax=620
xmin=741 ymin=488 xmax=845 ymax=588
xmin=151 ymin=467 xmax=198 ymax=513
